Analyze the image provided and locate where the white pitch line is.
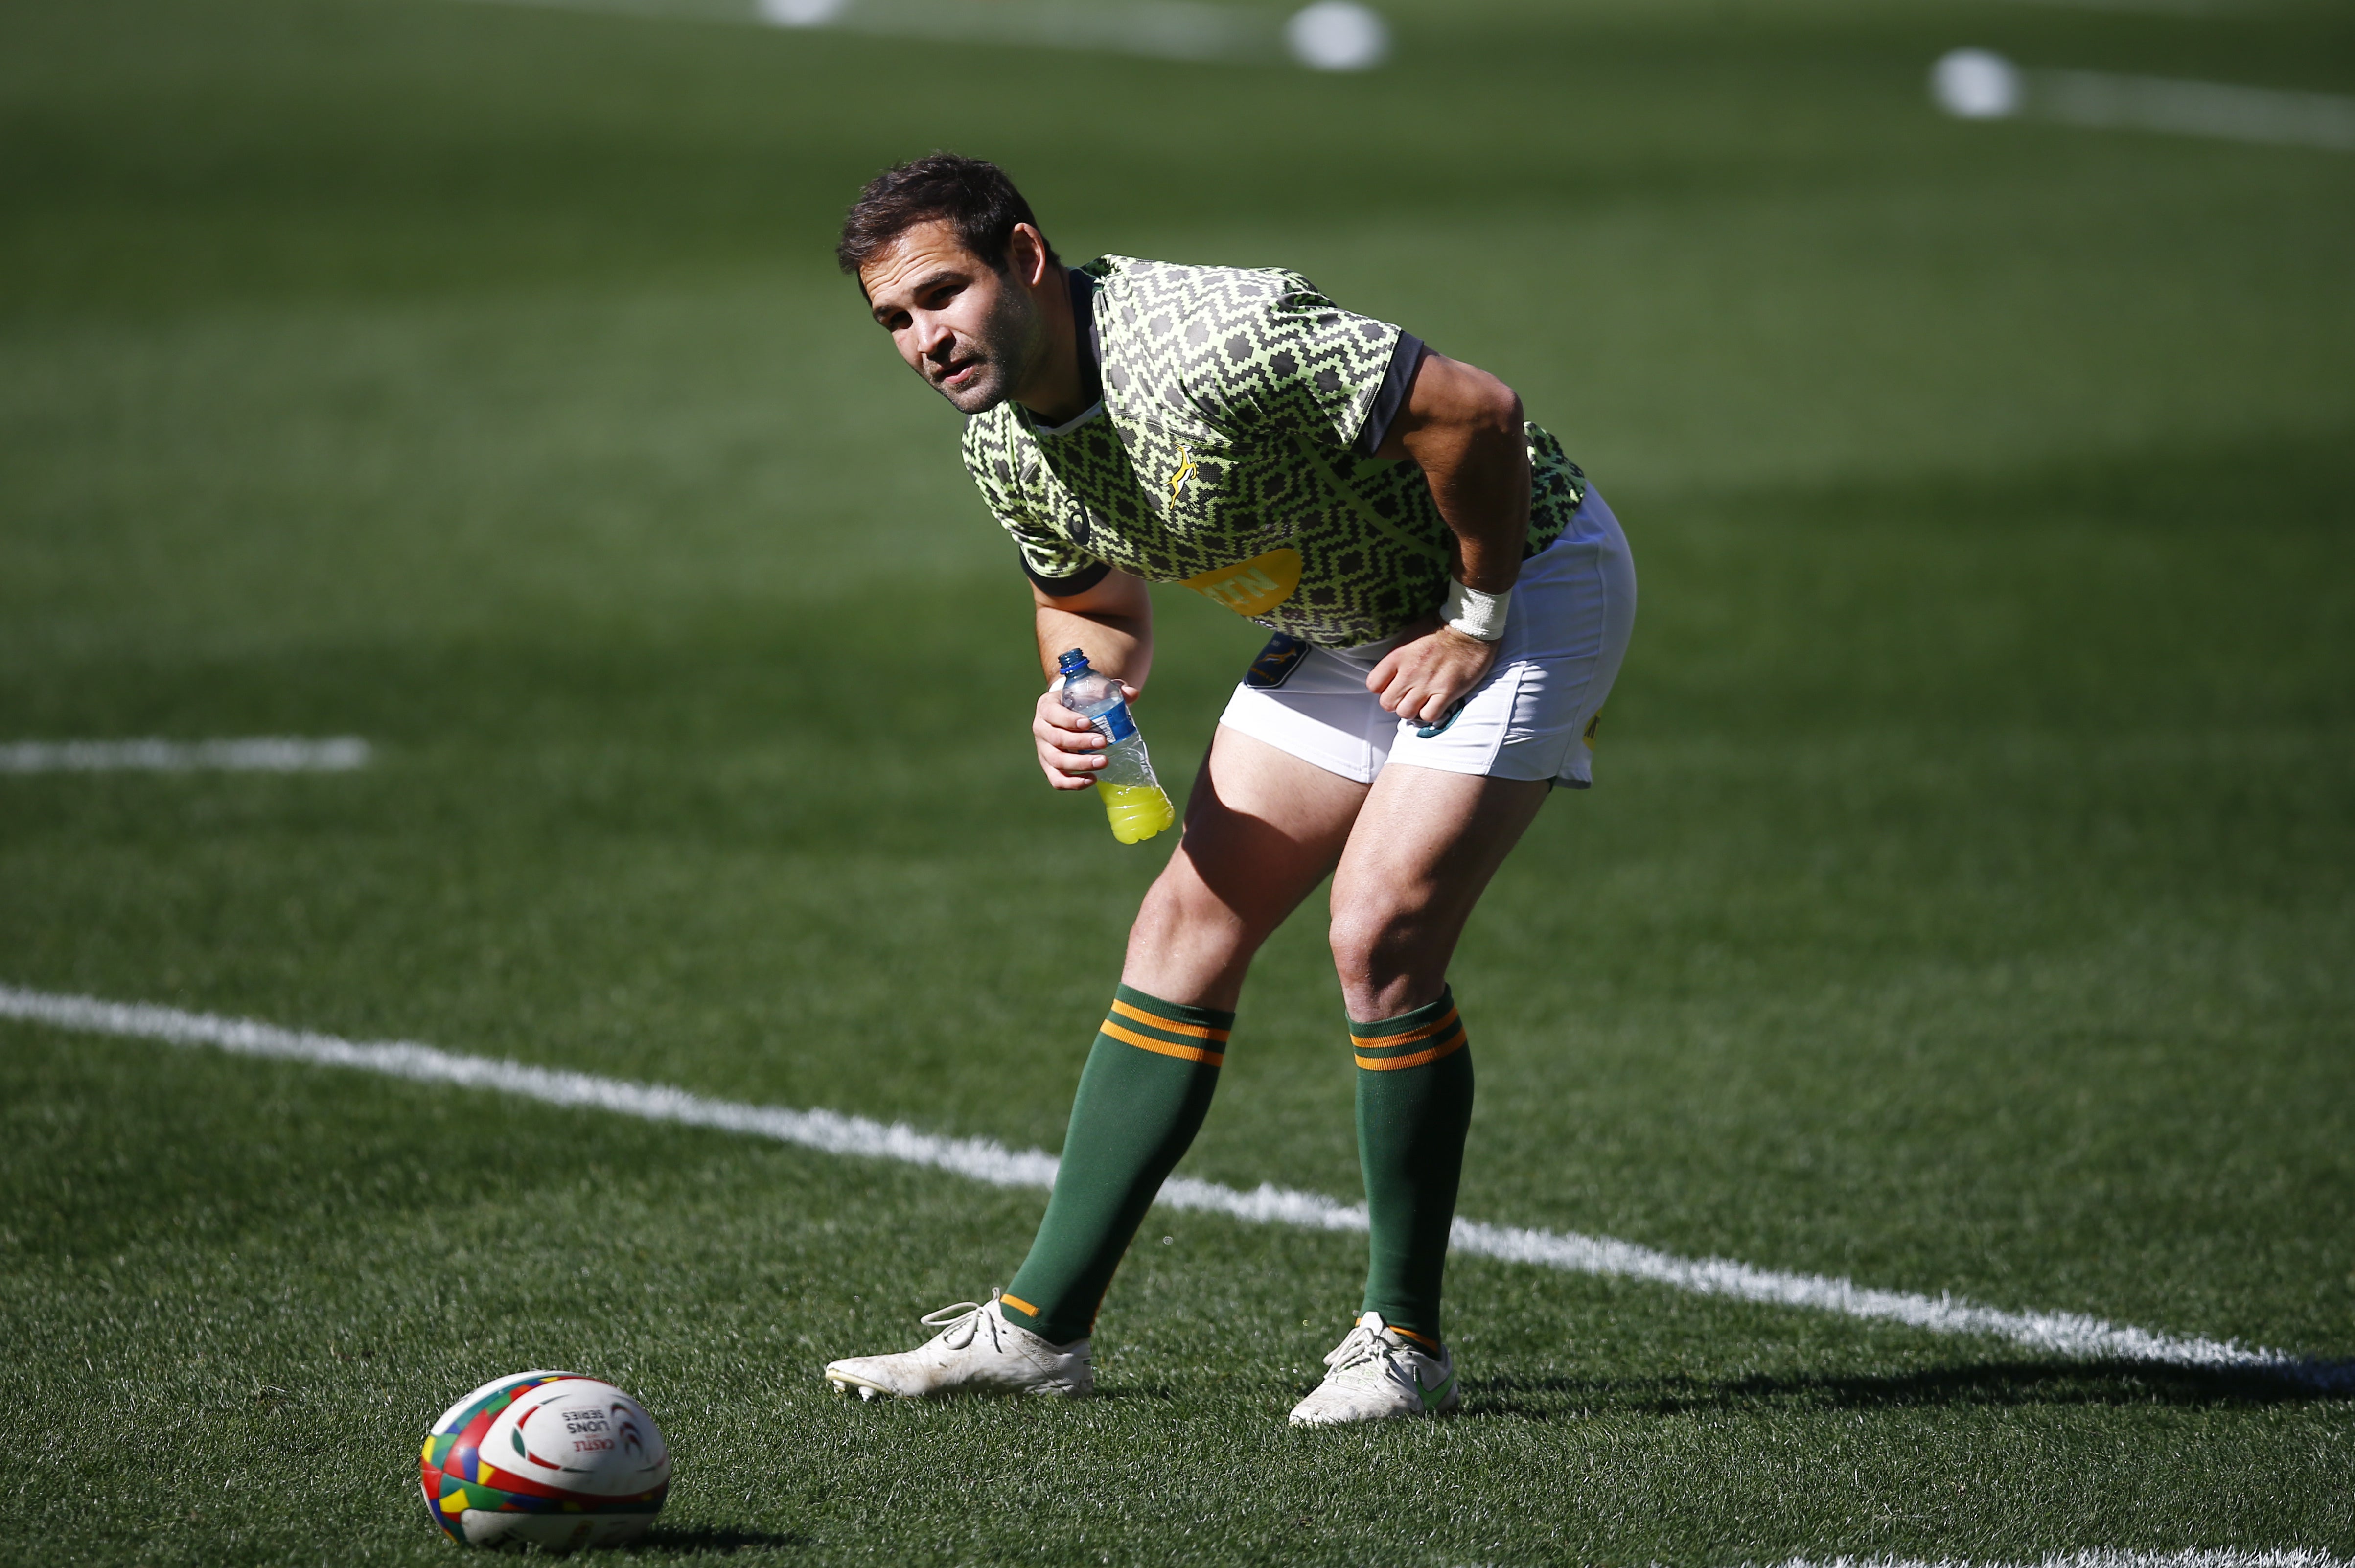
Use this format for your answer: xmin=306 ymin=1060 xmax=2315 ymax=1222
xmin=1651 ymin=1547 xmax=2346 ymax=1568
xmin=435 ymin=0 xmax=1390 ymax=70
xmin=0 ymin=738 xmax=370 ymax=774
xmin=758 ymin=0 xmax=1276 ymax=64
xmin=1 ymin=982 xmax=2346 ymax=1390
xmin=2033 ymin=70 xmax=2355 ymax=150
xmin=1932 ymin=50 xmax=2355 ymax=152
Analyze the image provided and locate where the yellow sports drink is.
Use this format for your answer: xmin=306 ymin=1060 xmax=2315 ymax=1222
xmin=1056 ymin=647 xmax=1175 ymax=846
xmin=1096 ymin=780 xmax=1176 ymax=844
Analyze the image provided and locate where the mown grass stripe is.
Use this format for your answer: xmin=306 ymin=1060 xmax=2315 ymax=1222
xmin=1771 ymin=1554 xmax=2355 ymax=1568
xmin=2 ymin=981 xmax=2345 ymax=1390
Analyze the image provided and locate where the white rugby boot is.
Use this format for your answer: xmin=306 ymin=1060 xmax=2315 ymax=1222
xmin=1287 ymin=1311 xmax=1460 ymax=1427
xmin=823 ymin=1290 xmax=1092 ymax=1401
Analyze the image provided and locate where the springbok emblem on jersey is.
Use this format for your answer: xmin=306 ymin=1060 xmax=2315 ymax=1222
xmin=1167 ymin=443 xmax=1198 ymax=501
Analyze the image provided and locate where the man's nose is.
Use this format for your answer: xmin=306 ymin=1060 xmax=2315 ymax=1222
xmin=915 ymin=316 xmax=955 ymax=358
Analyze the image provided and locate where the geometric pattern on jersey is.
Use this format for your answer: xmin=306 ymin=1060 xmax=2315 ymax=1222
xmin=961 ymin=255 xmax=1589 ymax=649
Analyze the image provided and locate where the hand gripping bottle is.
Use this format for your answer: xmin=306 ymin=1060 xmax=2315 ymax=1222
xmin=1057 ymin=648 xmax=1177 ymax=845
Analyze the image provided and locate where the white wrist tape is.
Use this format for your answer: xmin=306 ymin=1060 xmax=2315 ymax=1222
xmin=1442 ymin=579 xmax=1510 ymax=642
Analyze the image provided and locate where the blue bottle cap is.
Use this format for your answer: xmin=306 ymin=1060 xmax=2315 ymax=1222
xmin=1057 ymin=648 xmax=1092 ymax=676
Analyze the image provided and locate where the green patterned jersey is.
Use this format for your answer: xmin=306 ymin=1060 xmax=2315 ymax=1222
xmin=960 ymin=254 xmax=1588 ymax=650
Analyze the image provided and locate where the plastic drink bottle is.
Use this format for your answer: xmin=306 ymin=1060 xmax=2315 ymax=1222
xmin=1056 ymin=648 xmax=1177 ymax=845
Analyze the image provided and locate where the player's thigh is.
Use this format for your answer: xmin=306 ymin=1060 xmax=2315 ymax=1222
xmin=1161 ymin=722 xmax=1367 ymax=931
xmin=1123 ymin=726 xmax=1368 ymax=1007
xmin=1330 ymin=763 xmax=1551 ymax=940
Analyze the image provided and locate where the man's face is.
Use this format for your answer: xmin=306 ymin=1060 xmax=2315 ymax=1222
xmin=860 ymin=219 xmax=1044 ymax=415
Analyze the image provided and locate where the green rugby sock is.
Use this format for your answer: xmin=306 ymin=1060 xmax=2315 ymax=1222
xmin=999 ymin=986 xmax=1231 ymax=1345
xmin=1351 ymin=987 xmax=1475 ymax=1346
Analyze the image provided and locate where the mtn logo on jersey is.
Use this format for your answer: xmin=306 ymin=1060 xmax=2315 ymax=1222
xmin=1184 ymin=548 xmax=1302 ymax=618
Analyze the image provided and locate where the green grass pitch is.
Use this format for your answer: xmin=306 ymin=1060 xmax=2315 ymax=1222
xmin=3 ymin=0 xmax=2354 ymax=1561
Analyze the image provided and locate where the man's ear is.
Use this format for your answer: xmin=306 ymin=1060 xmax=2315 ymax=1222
xmin=1008 ymin=224 xmax=1051 ymax=288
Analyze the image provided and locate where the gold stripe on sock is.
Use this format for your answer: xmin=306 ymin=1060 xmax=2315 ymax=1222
xmin=1353 ymin=1025 xmax=1467 ymax=1072
xmin=1349 ymin=1007 xmax=1460 ymax=1050
xmin=1390 ymin=1324 xmax=1442 ymax=1350
xmin=1108 ymin=998 xmax=1231 ymax=1042
xmin=1101 ymin=1018 xmax=1225 ymax=1067
xmin=1001 ymin=1292 xmax=1041 ymax=1318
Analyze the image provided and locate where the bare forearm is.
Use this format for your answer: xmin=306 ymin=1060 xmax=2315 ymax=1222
xmin=1420 ymin=419 xmax=1529 ymax=593
xmin=1033 ymin=569 xmax=1155 ymax=692
xmin=1029 ymin=571 xmax=1157 ymax=789
xmin=1362 ymin=351 xmax=1530 ymax=724
xmin=1378 ymin=350 xmax=1531 ymax=594
xmin=1036 ymin=605 xmax=1152 ymax=686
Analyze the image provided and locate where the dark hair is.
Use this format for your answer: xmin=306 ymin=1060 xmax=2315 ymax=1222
xmin=836 ymin=153 xmax=1059 ymax=277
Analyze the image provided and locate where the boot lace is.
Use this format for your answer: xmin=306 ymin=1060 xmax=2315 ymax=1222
xmin=919 ymin=1289 xmax=1017 ymax=1354
xmin=1322 ymin=1320 xmax=1408 ymax=1385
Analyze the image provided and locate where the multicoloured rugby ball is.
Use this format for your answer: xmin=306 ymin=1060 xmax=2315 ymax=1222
xmin=419 ymin=1371 xmax=670 ymax=1551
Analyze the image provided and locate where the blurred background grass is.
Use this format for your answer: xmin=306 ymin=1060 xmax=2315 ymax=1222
xmin=2 ymin=0 xmax=2352 ymax=1560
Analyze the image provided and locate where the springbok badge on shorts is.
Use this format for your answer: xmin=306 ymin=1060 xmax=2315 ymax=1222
xmin=1245 ymin=632 xmax=1310 ymax=690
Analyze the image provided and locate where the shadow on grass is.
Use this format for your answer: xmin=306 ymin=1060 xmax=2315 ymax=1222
xmin=631 ymin=1523 xmax=815 ymax=1555
xmin=1470 ymin=1358 xmax=2355 ymax=1421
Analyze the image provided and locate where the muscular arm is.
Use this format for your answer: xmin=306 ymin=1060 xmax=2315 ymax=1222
xmin=1033 ymin=567 xmax=1154 ymax=686
xmin=1366 ymin=350 xmax=1530 ymax=724
xmin=1030 ymin=568 xmax=1155 ymax=790
xmin=1375 ymin=349 xmax=1530 ymax=593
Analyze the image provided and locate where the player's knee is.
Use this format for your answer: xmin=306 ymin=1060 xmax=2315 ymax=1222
xmin=1328 ymin=906 xmax=1412 ymax=994
xmin=1130 ymin=875 xmax=1199 ymax=945
xmin=1132 ymin=862 xmax=1255 ymax=952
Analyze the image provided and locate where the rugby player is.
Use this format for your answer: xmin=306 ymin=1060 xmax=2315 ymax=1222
xmin=821 ymin=154 xmax=1635 ymax=1426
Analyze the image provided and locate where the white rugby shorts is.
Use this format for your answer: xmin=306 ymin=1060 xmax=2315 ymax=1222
xmin=1217 ymin=487 xmax=1636 ymax=788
